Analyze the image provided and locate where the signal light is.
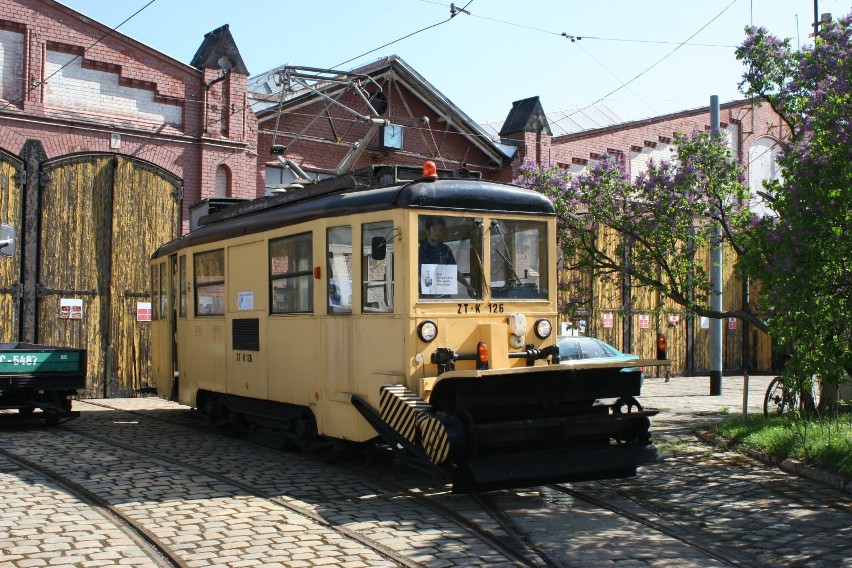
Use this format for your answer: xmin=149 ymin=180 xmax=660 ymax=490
xmin=656 ymin=333 xmax=667 ymax=360
xmin=422 ymin=160 xmax=438 ymax=179
xmin=476 ymin=341 xmax=489 ymax=370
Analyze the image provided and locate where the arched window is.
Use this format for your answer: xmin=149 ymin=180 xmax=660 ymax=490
xmin=748 ymin=137 xmax=781 ymax=218
xmin=214 ymin=165 xmax=230 ymax=198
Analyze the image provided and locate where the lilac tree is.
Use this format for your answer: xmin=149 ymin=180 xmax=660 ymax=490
xmin=515 ymin=12 xmax=851 ymax=402
xmin=514 ymin=130 xmax=759 ymax=328
xmin=736 ymin=13 xmax=852 ymax=387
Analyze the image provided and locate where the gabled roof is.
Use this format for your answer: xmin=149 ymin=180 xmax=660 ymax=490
xmin=498 ymin=96 xmax=552 ymax=137
xmin=480 ymin=103 xmax=627 ymax=138
xmin=249 ymin=55 xmax=514 ymax=167
xmin=190 ymin=25 xmax=249 ymax=75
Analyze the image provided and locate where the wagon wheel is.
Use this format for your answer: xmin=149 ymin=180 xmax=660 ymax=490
xmin=612 ymin=396 xmax=644 ymax=415
xmin=611 ymin=397 xmax=648 ymax=444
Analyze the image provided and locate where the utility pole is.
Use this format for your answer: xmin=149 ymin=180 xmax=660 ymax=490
xmin=709 ymin=96 xmax=723 ymax=396
xmin=813 ymin=0 xmax=819 ymax=36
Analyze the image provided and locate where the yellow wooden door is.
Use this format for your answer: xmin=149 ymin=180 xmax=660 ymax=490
xmin=0 ymin=152 xmax=23 ymax=343
xmin=38 ymin=155 xmax=180 ymax=396
xmin=109 ymin=158 xmax=180 ymax=395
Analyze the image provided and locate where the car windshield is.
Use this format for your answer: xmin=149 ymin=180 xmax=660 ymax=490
xmin=558 ymin=337 xmax=629 ymax=361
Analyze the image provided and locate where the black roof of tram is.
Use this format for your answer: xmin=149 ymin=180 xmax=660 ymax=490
xmin=152 ymin=177 xmax=554 ymax=259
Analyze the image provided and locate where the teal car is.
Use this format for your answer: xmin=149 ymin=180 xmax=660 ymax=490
xmin=556 ymin=336 xmax=640 ymax=364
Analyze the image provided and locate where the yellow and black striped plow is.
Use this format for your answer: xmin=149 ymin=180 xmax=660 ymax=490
xmin=417 ymin=414 xmax=451 ymax=465
xmin=349 ymin=385 xmax=453 ymax=469
xmin=379 ymin=384 xmax=431 ymax=445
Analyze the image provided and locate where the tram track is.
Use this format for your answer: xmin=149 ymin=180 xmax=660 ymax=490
xmin=75 ymin=399 xmax=561 ymax=567
xmin=58 ymin=399 xmax=537 ymax=566
xmin=66 ymin=398 xmax=764 ymax=567
xmin=53 ymin=419 xmax=420 ymax=567
xmin=0 ymin=446 xmax=182 ymax=568
xmin=547 ymin=482 xmax=756 ymax=567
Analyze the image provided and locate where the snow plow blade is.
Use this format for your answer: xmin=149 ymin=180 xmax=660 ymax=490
xmin=452 ymin=443 xmax=659 ymax=493
xmin=427 ymin=362 xmax=659 ymax=493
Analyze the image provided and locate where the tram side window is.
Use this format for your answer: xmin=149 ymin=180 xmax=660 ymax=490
xmin=327 ymin=226 xmax=352 ymax=314
xmin=362 ymin=221 xmax=394 ymax=313
xmin=270 ymin=233 xmax=313 ymax=314
xmin=151 ymin=264 xmax=159 ymax=320
xmin=179 ymin=255 xmax=187 ymax=318
xmin=159 ymin=264 xmax=168 ymax=317
xmin=194 ymin=249 xmax=225 ymax=316
xmin=490 ymin=219 xmax=548 ymax=300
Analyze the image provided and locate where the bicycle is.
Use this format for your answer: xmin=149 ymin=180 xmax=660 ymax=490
xmin=763 ymin=376 xmax=796 ymax=417
xmin=763 ymin=373 xmax=822 ymax=417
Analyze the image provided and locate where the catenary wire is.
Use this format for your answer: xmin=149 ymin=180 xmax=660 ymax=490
xmin=331 ymin=0 xmax=475 ymax=69
xmin=415 ymin=0 xmax=737 ymax=47
xmin=547 ymin=0 xmax=740 ymax=130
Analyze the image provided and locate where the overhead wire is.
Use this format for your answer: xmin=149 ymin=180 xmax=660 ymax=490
xmin=547 ymin=0 xmax=741 ymax=130
xmin=415 ymin=0 xmax=737 ymax=47
xmin=331 ymin=0 xmax=474 ymax=69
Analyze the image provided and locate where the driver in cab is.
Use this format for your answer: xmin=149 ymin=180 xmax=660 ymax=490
xmin=419 ymin=216 xmax=475 ymax=298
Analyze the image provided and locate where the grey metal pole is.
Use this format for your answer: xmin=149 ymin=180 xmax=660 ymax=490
xmin=710 ymin=95 xmax=723 ymax=395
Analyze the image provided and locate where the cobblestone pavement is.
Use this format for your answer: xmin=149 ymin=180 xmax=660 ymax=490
xmin=0 ymin=374 xmax=850 ymax=567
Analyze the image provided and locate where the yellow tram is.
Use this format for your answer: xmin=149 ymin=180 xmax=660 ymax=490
xmin=150 ymin=162 xmax=659 ymax=492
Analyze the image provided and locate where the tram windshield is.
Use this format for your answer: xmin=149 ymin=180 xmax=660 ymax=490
xmin=417 ymin=215 xmax=548 ymax=301
xmin=490 ymin=218 xmax=548 ymax=300
xmin=418 ymin=215 xmax=483 ymax=300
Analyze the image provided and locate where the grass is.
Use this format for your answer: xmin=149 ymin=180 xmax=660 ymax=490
xmin=709 ymin=413 xmax=852 ymax=479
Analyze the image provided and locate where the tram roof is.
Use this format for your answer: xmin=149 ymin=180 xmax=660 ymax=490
xmin=153 ymin=173 xmax=554 ymax=258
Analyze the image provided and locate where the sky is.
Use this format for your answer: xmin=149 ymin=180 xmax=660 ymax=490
xmin=56 ymin=0 xmax=849 ymax=125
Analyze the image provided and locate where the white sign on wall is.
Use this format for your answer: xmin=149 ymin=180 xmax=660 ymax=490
xmin=238 ymin=291 xmax=254 ymax=310
xmin=59 ymin=298 xmax=83 ymax=320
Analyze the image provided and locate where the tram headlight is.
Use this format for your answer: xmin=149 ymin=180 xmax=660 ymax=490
xmin=534 ymin=318 xmax=552 ymax=339
xmin=417 ymin=320 xmax=438 ymax=343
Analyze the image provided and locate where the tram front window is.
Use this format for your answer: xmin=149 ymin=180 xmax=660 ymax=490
xmin=490 ymin=219 xmax=548 ymax=300
xmin=418 ymin=215 xmax=482 ymax=300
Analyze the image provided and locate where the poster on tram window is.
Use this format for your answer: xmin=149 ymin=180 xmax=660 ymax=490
xmin=60 ymin=298 xmax=83 ymax=319
xmin=137 ymin=302 xmax=152 ymax=322
xmin=420 ymin=264 xmax=458 ymax=295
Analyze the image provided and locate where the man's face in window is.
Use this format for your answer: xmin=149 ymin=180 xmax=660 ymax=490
xmin=426 ymin=223 xmax=444 ymax=245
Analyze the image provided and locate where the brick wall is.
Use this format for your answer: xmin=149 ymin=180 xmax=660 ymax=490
xmin=505 ymin=100 xmax=786 ymax=188
xmin=0 ymin=0 xmax=259 ymax=233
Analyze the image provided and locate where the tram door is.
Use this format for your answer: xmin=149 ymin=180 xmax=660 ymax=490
xmin=169 ymin=254 xmax=179 ymax=400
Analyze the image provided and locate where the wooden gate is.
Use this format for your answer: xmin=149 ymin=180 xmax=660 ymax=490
xmin=37 ymin=154 xmax=181 ymax=396
xmin=0 ymin=150 xmax=23 ymax=343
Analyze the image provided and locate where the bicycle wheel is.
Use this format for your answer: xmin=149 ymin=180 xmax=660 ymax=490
xmin=764 ymin=376 xmax=796 ymax=417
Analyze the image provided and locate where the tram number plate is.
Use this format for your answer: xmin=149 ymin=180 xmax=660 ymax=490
xmin=235 ymin=352 xmax=253 ymax=363
xmin=456 ymin=303 xmax=503 ymax=314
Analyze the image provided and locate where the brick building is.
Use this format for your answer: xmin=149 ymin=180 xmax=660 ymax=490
xmin=0 ymin=0 xmax=257 ymax=394
xmin=248 ymin=56 xmax=516 ymax=194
